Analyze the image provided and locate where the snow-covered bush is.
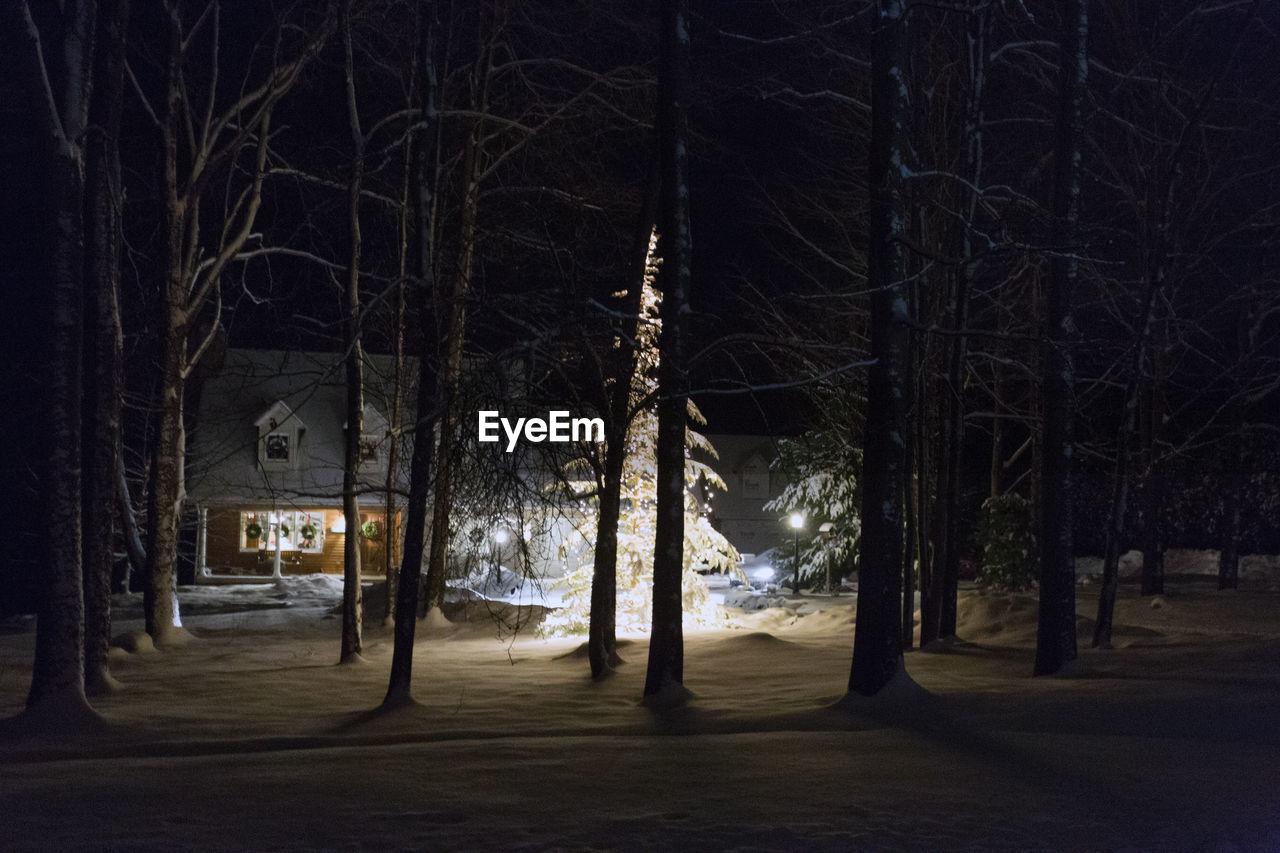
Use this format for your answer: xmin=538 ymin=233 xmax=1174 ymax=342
xmin=763 ymin=432 xmax=861 ymax=590
xmin=975 ymin=493 xmax=1037 ymax=591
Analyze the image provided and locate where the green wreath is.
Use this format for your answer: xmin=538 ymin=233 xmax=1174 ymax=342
xmin=300 ymin=522 xmax=319 ymax=541
xmin=360 ymin=519 xmax=380 ymax=540
xmin=245 ymin=520 xmax=263 ymax=540
xmin=279 ymin=522 xmax=291 ymax=538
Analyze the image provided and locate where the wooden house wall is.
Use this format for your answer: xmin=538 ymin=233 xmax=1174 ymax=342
xmin=204 ymin=507 xmax=399 ymax=576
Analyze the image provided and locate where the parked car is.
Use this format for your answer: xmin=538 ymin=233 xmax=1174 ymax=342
xmin=738 ymin=548 xmax=784 ymax=591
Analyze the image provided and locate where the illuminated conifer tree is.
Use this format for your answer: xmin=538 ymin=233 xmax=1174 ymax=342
xmin=542 ymin=234 xmax=739 ymax=636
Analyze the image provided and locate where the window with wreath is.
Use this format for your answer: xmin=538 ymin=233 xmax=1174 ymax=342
xmin=240 ymin=510 xmax=326 ymax=553
xmin=264 ymin=433 xmax=290 ymax=462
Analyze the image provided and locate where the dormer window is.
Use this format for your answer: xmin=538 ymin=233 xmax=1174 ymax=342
xmin=255 ymin=401 xmax=305 ymax=472
xmin=359 ymin=436 xmax=379 ymax=464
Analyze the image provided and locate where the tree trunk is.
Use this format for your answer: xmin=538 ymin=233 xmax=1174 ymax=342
xmin=384 ymin=0 xmax=439 ymax=707
xmin=1138 ymin=378 xmax=1164 ymax=596
xmin=642 ymin=0 xmax=692 ymax=707
xmin=115 ymin=448 xmax=146 ymax=592
xmin=901 ymin=261 xmax=919 ymax=649
xmin=1092 ymin=433 xmax=1129 ymax=648
xmin=1139 ymin=465 xmax=1164 ymax=596
xmin=82 ymin=0 xmax=130 ymax=695
xmin=939 ymin=7 xmax=985 ymax=640
xmin=1217 ymin=460 xmax=1242 ymax=591
xmin=939 ymin=270 xmax=968 ymax=640
xmin=144 ymin=313 xmax=187 ymax=645
xmin=847 ymin=0 xmax=909 ymax=697
xmin=925 ymin=372 xmax=952 ymax=646
xmin=32 ymin=145 xmax=92 ymax=714
xmin=385 ymin=346 xmax=435 ymax=706
xmin=144 ymin=6 xmax=194 ymax=647
xmin=384 ymin=137 xmax=413 ymax=626
xmin=1218 ymin=413 xmax=1244 ymax=590
xmin=901 ymin=398 xmax=916 ymax=650
xmin=590 ymin=451 xmax=625 ymax=677
xmin=1034 ymin=0 xmax=1087 ymax=677
xmin=423 ymin=16 xmax=493 ymax=617
xmin=914 ymin=375 xmax=933 ymax=646
xmin=340 ymin=2 xmax=365 ymax=663
xmin=15 ymin=0 xmax=99 ymax=722
xmin=588 ymin=335 xmax=633 ymax=679
xmin=384 ymin=292 xmax=404 ymax=626
xmin=589 ymin=167 xmax=658 ymax=680
xmin=1093 ymin=274 xmax=1164 ymax=646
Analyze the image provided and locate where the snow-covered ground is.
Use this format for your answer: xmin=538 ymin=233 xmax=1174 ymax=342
xmin=1 ymin=572 xmax=1279 ymax=850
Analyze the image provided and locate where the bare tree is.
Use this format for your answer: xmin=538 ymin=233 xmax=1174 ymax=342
xmin=134 ymin=2 xmax=335 ymax=644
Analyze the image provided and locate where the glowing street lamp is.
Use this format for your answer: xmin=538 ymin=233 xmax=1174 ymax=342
xmin=789 ymin=512 xmax=804 ymax=594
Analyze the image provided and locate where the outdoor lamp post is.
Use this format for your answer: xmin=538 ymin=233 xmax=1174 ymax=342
xmin=490 ymin=527 xmax=509 ymax=583
xmin=789 ymin=512 xmax=804 ymax=594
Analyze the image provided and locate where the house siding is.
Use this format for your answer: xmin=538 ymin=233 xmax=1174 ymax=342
xmin=703 ymin=435 xmax=790 ymax=558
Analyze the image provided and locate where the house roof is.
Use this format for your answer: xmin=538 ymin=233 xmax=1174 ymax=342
xmin=187 ymin=348 xmax=417 ymax=508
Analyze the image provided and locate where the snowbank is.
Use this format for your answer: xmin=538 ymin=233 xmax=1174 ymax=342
xmin=1076 ymin=549 xmax=1280 ymax=587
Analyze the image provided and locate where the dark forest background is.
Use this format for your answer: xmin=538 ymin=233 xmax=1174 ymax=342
xmin=2 ymin=0 xmax=1277 ymax=629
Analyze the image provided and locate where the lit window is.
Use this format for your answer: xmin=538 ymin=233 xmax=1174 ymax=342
xmin=240 ymin=510 xmax=325 ymax=553
xmin=296 ymin=512 xmax=326 ymax=553
xmin=241 ymin=512 xmax=265 ymax=552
